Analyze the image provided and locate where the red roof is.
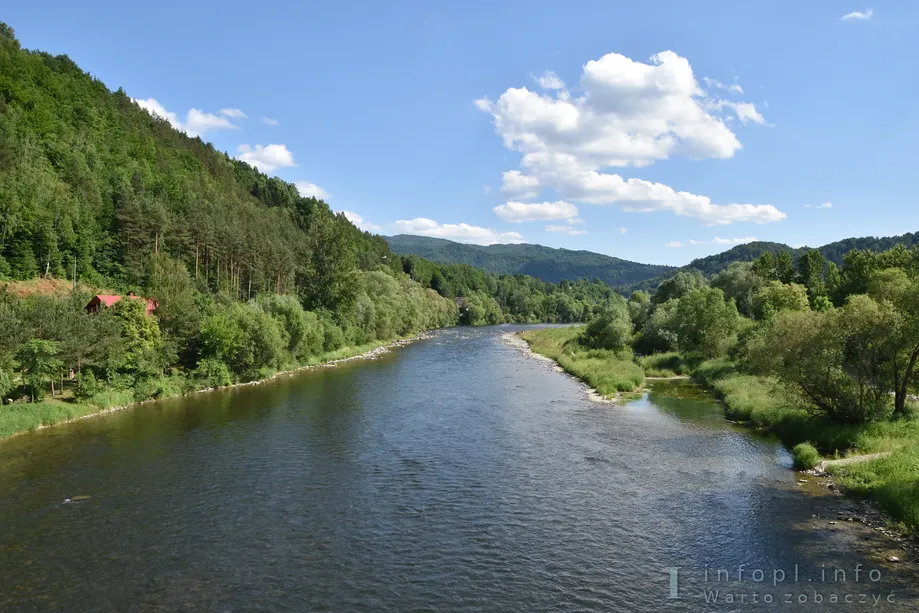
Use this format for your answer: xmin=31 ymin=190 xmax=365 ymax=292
xmin=86 ymin=294 xmax=158 ymax=316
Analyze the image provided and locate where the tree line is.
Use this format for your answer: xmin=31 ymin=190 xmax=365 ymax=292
xmin=580 ymin=245 xmax=919 ymax=425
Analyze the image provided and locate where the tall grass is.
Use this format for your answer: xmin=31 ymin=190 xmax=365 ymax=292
xmin=0 ymin=401 xmax=100 ymax=439
xmin=829 ymin=448 xmax=919 ymax=532
xmin=636 ymin=352 xmax=693 ymax=377
xmin=682 ymin=356 xmax=919 ymax=534
xmin=520 ymin=327 xmax=644 ymax=397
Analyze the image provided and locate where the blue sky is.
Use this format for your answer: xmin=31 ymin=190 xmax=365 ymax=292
xmin=6 ymin=1 xmax=918 ymax=265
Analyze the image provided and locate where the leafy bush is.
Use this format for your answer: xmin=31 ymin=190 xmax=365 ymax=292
xmin=792 ymin=443 xmax=820 ymax=470
xmin=194 ymin=358 xmax=233 ymax=388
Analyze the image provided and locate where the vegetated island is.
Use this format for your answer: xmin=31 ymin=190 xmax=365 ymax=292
xmin=520 ymin=244 xmax=919 ymax=538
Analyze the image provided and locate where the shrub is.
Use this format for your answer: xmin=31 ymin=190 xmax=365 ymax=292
xmin=792 ymin=443 xmax=820 ymax=470
xmin=194 ymin=358 xmax=233 ymax=388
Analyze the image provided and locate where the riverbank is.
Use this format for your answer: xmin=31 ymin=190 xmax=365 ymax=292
xmin=513 ymin=327 xmax=644 ymax=403
xmin=0 ymin=333 xmax=430 ymax=441
xmin=512 ymin=328 xmax=919 ymax=538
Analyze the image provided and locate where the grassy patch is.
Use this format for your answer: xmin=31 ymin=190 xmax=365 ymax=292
xmin=520 ymin=327 xmax=644 ymax=397
xmin=688 ymin=356 xmax=919 ymax=534
xmin=636 ymin=352 xmax=694 ymax=377
xmin=0 ymin=400 xmax=100 ymax=439
xmin=828 ymin=448 xmax=919 ymax=532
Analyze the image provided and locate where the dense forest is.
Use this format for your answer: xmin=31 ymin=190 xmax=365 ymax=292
xmin=386 ymin=234 xmax=676 ymax=287
xmin=0 ymin=22 xmax=622 ymax=417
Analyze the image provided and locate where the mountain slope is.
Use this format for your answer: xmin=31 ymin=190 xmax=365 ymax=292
xmin=386 ymin=235 xmax=677 ymax=287
xmin=682 ymin=232 xmax=919 ymax=276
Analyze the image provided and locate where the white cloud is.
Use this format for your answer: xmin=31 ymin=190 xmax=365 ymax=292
xmin=500 ymin=170 xmax=541 ymax=199
xmin=294 ymin=180 xmax=329 ymax=200
xmin=493 ymin=200 xmax=578 ymax=223
xmin=132 ymin=98 xmax=241 ymax=137
xmin=185 ymin=108 xmax=238 ymax=134
xmin=704 ymin=77 xmax=744 ymax=96
xmin=235 ymin=144 xmax=297 ymax=173
xmin=805 ymin=201 xmax=833 ymax=209
xmin=541 ymin=167 xmax=784 ymax=225
xmin=666 ymin=236 xmax=758 ymax=247
xmin=477 ymin=51 xmax=779 ymax=225
xmin=567 ymin=217 xmax=585 ymax=225
xmin=619 ymin=227 xmax=628 ymax=234
xmin=536 ymin=71 xmax=566 ymax=90
xmin=219 ymin=108 xmax=247 ymax=119
xmin=841 ymin=8 xmax=873 ymax=21
xmin=393 ymin=218 xmax=525 ymax=245
xmin=340 ymin=210 xmax=382 ymax=233
xmin=260 ymin=116 xmax=280 ymax=126
xmin=545 ymin=224 xmax=587 ymax=236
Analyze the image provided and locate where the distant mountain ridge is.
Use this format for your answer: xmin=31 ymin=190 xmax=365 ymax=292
xmin=388 ymin=231 xmax=919 ymax=291
xmin=385 ymin=235 xmax=677 ymax=287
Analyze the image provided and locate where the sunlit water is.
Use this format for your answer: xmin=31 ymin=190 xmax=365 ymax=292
xmin=0 ymin=326 xmax=915 ymax=612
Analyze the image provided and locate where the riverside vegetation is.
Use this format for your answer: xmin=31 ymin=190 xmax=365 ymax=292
xmin=522 ymin=244 xmax=919 ymax=534
xmin=0 ymin=23 xmax=623 ymax=438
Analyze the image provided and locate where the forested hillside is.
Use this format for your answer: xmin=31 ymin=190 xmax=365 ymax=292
xmin=0 ymin=22 xmax=627 ymax=429
xmin=386 ymin=234 xmax=676 ymax=286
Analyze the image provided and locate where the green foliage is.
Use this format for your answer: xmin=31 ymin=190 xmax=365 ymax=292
xmin=193 ymin=358 xmax=233 ymax=388
xmin=198 ymin=302 xmax=286 ymax=381
xmin=752 ymin=281 xmax=810 ymax=319
xmin=710 ymin=262 xmax=763 ymax=317
xmin=653 ymin=271 xmax=707 ymax=304
xmin=792 ymin=443 xmax=820 ymax=470
xmin=636 ymin=352 xmax=693 ymax=377
xmin=673 ymin=288 xmax=740 ymax=357
xmin=583 ymin=297 xmax=631 ymax=350
xmin=16 ymin=338 xmax=61 ymax=401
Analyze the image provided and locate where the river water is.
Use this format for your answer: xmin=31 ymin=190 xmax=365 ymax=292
xmin=0 ymin=326 xmax=915 ymax=612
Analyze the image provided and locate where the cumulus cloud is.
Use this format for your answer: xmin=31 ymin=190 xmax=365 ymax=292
xmin=666 ymin=236 xmax=758 ymax=247
xmin=260 ymin=116 xmax=280 ymax=126
xmin=619 ymin=227 xmax=628 ymax=234
xmin=806 ymin=201 xmax=833 ymax=209
xmin=477 ymin=51 xmax=779 ymax=225
xmin=393 ymin=218 xmax=525 ymax=245
xmin=536 ymin=71 xmax=566 ymax=90
xmin=546 ymin=224 xmax=587 ymax=236
xmin=236 ymin=144 xmax=297 ymax=172
xmin=133 ymin=98 xmax=241 ymax=137
xmin=219 ymin=108 xmax=247 ymax=119
xmin=841 ymin=8 xmax=873 ymax=21
xmin=340 ymin=210 xmax=381 ymax=233
xmin=493 ymin=200 xmax=579 ymax=223
xmin=500 ymin=170 xmax=541 ymax=199
xmin=294 ymin=181 xmax=329 ymax=200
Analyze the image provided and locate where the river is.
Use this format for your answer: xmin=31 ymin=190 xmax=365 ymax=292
xmin=0 ymin=325 xmax=915 ymax=612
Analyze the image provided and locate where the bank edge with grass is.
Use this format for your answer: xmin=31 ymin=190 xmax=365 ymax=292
xmin=0 ymin=335 xmax=423 ymax=440
xmin=517 ymin=326 xmax=919 ymax=536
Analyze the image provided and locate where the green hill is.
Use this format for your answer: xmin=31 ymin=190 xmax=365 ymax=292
xmin=626 ymin=232 xmax=919 ymax=292
xmin=386 ymin=234 xmax=677 ymax=287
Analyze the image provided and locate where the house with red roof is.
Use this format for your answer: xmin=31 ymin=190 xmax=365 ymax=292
xmin=85 ymin=292 xmax=158 ymax=316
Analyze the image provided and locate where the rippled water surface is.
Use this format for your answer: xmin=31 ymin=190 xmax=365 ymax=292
xmin=0 ymin=326 xmax=915 ymax=612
